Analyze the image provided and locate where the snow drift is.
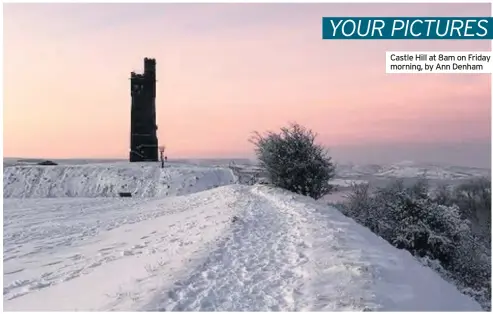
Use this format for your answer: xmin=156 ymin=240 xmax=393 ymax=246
xmin=3 ymin=184 xmax=482 ymax=311
xmin=3 ymin=162 xmax=236 ymax=198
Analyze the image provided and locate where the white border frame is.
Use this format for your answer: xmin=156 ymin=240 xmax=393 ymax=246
xmin=1 ymin=1 xmax=491 ymax=314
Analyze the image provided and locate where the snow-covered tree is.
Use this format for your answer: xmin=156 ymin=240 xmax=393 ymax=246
xmin=341 ymin=178 xmax=491 ymax=310
xmin=250 ymin=123 xmax=335 ymax=199
xmin=453 ymin=178 xmax=491 ymax=244
xmin=431 ymin=178 xmax=491 ymax=246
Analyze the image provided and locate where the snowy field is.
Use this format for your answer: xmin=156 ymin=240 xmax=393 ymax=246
xmin=3 ymin=160 xmax=485 ymax=311
xmin=336 ymin=160 xmax=490 ymax=180
xmin=330 ymin=178 xmax=368 ymax=188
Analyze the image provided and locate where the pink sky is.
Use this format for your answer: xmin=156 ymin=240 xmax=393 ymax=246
xmin=4 ymin=3 xmax=491 ymax=160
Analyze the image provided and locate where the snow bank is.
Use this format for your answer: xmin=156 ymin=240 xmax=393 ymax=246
xmin=3 ymin=185 xmax=482 ymax=311
xmin=3 ymin=162 xmax=235 ymax=198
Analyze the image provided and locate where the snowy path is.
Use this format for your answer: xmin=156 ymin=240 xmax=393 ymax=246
xmin=141 ymin=186 xmax=481 ymax=311
xmin=144 ymin=187 xmax=311 ymax=311
xmin=4 ymin=185 xmax=482 ymax=311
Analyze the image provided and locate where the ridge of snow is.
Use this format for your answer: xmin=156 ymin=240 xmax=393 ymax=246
xmin=253 ymin=187 xmax=482 ymax=311
xmin=3 ymin=184 xmax=482 ymax=311
xmin=3 ymin=162 xmax=235 ymax=198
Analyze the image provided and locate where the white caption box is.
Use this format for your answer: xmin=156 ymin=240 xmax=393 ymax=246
xmin=386 ymin=51 xmax=493 ymax=74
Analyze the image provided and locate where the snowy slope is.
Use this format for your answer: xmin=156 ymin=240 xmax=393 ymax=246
xmin=4 ymin=162 xmax=235 ymax=198
xmin=4 ymin=185 xmax=482 ymax=311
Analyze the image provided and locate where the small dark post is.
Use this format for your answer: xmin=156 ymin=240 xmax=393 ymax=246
xmin=159 ymin=146 xmax=165 ymax=168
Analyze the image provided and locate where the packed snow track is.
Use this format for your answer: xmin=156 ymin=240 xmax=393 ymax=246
xmin=3 ymin=183 xmax=481 ymax=311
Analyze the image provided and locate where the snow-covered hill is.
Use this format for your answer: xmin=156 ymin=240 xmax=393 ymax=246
xmin=4 ymin=162 xmax=236 ymax=198
xmin=4 ymin=181 xmax=482 ymax=311
xmin=374 ymin=163 xmax=487 ymax=180
xmin=336 ymin=161 xmax=490 ymax=180
xmin=331 ymin=178 xmax=368 ymax=188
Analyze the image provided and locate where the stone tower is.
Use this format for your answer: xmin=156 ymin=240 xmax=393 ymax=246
xmin=129 ymin=58 xmax=159 ymax=162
